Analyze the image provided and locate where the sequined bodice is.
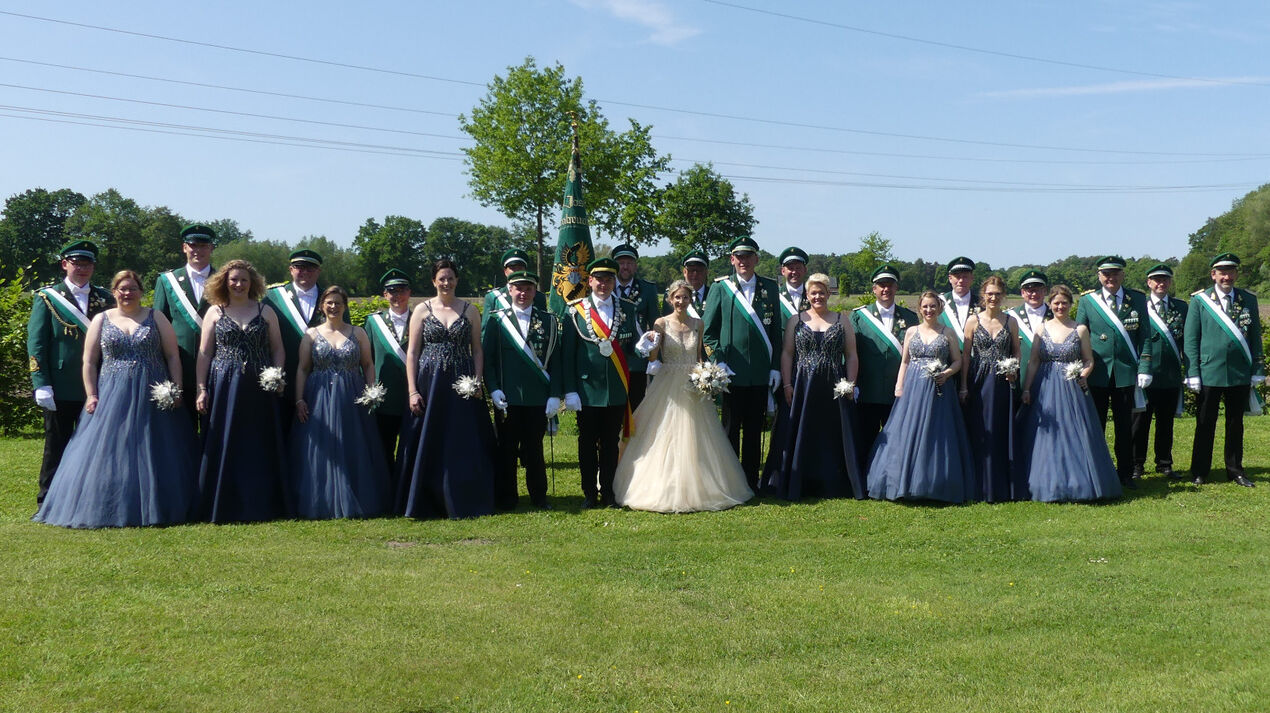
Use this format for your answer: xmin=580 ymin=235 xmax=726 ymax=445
xmin=418 ymin=307 xmax=474 ymax=376
xmin=659 ymin=319 xmax=700 ymax=366
xmin=970 ymin=323 xmax=1012 ymax=378
xmin=99 ymin=312 xmax=164 ymax=377
xmin=909 ymin=330 xmax=952 ymax=364
xmin=311 ymin=331 xmax=361 ymax=374
xmin=795 ymin=319 xmax=846 ymax=375
xmin=1038 ymin=325 xmax=1081 ymax=363
xmin=211 ymin=306 xmax=271 ymax=372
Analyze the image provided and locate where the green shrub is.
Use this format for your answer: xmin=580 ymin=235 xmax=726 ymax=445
xmin=0 ymin=267 xmax=40 ymax=434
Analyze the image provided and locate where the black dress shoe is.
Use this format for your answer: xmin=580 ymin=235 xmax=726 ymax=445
xmin=1191 ymin=476 xmax=1205 ymax=486
xmin=1162 ymin=467 xmax=1185 ymax=480
xmin=530 ymin=498 xmax=552 ymax=510
xmin=1231 ymin=474 xmax=1255 ymax=488
xmin=1131 ymin=466 xmax=1145 ymax=479
xmin=581 ymin=496 xmax=599 ymax=510
xmin=1122 ymin=477 xmax=1138 ymax=490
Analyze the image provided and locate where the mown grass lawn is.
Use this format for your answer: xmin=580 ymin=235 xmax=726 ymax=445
xmin=1 ymin=417 xmax=1268 ymax=713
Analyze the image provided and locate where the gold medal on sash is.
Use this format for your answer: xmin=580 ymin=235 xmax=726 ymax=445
xmin=598 ymin=340 xmax=614 ymax=357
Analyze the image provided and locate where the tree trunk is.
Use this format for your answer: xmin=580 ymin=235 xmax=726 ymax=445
xmin=536 ymin=207 xmax=545 ymax=276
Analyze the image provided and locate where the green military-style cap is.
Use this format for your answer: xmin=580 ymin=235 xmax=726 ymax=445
xmin=1210 ymin=252 xmax=1241 ymax=269
xmin=1096 ymin=255 xmax=1126 ymax=271
xmin=59 ymin=239 xmax=98 ymax=262
xmin=1018 ymin=269 xmax=1048 ymax=288
xmin=871 ymin=264 xmax=899 ymax=283
xmin=506 ymin=270 xmax=539 ymax=287
xmin=1146 ymin=263 xmax=1174 ymax=279
xmin=779 ymin=246 xmax=808 ymax=265
xmin=289 ymin=249 xmax=322 ymax=266
xmin=946 ymin=256 xmax=975 ymax=273
xmin=587 ymin=257 xmax=619 ymax=276
xmin=682 ymin=250 xmax=709 ymax=268
xmin=728 ymin=236 xmax=759 ymax=255
xmin=611 ymin=244 xmax=639 ymax=260
xmin=379 ymin=268 xmax=411 ymax=289
xmin=180 ymin=224 xmax=216 ymax=244
xmin=501 ymin=249 xmax=530 ymax=268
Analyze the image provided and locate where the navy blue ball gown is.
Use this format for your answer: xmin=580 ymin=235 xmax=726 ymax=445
xmin=197 ymin=304 xmax=289 ymax=523
xmin=1016 ymin=326 xmax=1122 ymax=502
xmin=289 ymin=331 xmax=390 ymax=518
xmin=964 ymin=323 xmax=1024 ymax=502
xmin=34 ymin=311 xmax=198 ymax=528
xmin=764 ymin=317 xmax=864 ymax=500
xmin=867 ymin=330 xmax=976 ymax=503
xmin=396 ymin=302 xmax=496 ymax=519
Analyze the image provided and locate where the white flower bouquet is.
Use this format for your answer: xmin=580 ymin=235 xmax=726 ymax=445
xmin=452 ymin=375 xmax=482 ymax=400
xmin=832 ymin=378 xmax=855 ymax=400
xmin=149 ymin=380 xmax=181 ymax=410
xmin=1063 ymin=362 xmax=1084 ymax=381
xmin=259 ymin=366 xmax=285 ymax=395
xmin=922 ymin=361 xmax=946 ymax=396
xmin=689 ymin=362 xmax=731 ymax=398
xmin=996 ymin=357 xmax=1020 ymax=377
xmin=355 ymin=381 xmax=387 ymax=410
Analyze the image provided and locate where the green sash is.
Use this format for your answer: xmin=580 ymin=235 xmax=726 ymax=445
xmin=718 ymin=278 xmax=773 ymax=360
xmin=1081 ymin=291 xmax=1138 ymax=360
xmin=854 ymin=306 xmax=902 ymax=354
xmin=496 ymin=310 xmax=550 ymax=383
xmin=38 ymin=287 xmax=89 ymax=331
xmin=269 ymin=285 xmax=309 ymax=335
xmin=163 ymin=271 xmax=203 ymax=331
xmin=366 ymin=313 xmax=406 ymax=363
xmin=1193 ymin=291 xmax=1262 ymax=415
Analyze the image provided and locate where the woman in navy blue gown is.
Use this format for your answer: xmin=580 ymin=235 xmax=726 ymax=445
xmin=766 ymin=273 xmax=864 ymax=500
xmin=195 ymin=260 xmax=289 ymax=523
xmin=868 ymin=291 xmax=976 ymax=503
xmin=396 ymin=259 xmax=496 ymax=519
xmin=34 ymin=270 xmax=198 ymax=528
xmin=958 ymin=276 xmax=1023 ymax=502
xmin=1017 ymin=285 xmax=1122 ymax=502
xmin=291 ymin=286 xmax=390 ymax=518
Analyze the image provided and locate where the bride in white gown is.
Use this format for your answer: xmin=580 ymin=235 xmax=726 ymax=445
xmin=613 ymin=280 xmax=754 ymax=513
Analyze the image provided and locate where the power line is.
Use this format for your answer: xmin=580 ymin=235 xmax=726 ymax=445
xmin=702 ymin=0 xmax=1270 ymax=88
xmin=720 ymin=173 xmax=1257 ymax=194
xmin=2 ymin=10 xmax=1262 ymax=157
xmin=11 ymin=54 xmax=1266 ymax=165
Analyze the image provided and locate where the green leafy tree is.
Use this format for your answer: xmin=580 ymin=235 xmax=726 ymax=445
xmin=657 ymin=163 xmax=756 ymax=257
xmin=0 ymin=266 xmax=40 ymax=433
xmin=424 ymin=217 xmax=517 ymax=296
xmin=587 ymin=119 xmax=670 ymax=247
xmin=352 ymin=216 xmax=428 ymax=294
xmin=205 ymin=218 xmax=253 ymax=245
xmin=0 ymin=188 xmax=87 ymax=284
xmin=293 ymin=235 xmax=364 ymax=294
xmin=63 ymin=189 xmax=150 ymax=282
xmin=211 ymin=238 xmax=292 ymax=285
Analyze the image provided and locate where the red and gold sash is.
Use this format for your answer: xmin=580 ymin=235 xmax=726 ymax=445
xmin=578 ymin=301 xmax=633 ymax=437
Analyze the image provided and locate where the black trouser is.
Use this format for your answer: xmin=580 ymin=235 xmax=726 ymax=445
xmin=1091 ymin=385 xmax=1135 ymax=479
xmin=376 ymin=412 xmax=405 ymax=489
xmin=628 ymin=371 xmax=648 ymax=411
xmin=577 ymin=405 xmax=626 ymax=503
xmin=1132 ymin=386 xmax=1179 ymax=471
xmin=855 ymin=401 xmax=893 ymax=471
xmin=1191 ymin=385 xmax=1250 ymax=480
xmin=494 ymin=405 xmax=549 ymax=509
xmin=721 ymin=384 xmax=769 ymax=491
xmin=179 ymin=361 xmax=199 ymax=433
xmin=38 ymin=399 xmax=84 ymax=504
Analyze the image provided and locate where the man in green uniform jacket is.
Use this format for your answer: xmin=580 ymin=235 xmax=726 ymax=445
xmin=939 ymin=256 xmax=981 ymax=350
xmin=1075 ymin=255 xmax=1151 ymax=488
xmin=661 ymin=250 xmax=711 ymax=319
xmin=1184 ymin=253 xmax=1264 ymax=487
xmin=27 ymin=240 xmax=115 ymax=503
xmin=483 ymin=271 xmax=563 ymax=510
xmin=613 ymin=243 xmax=660 ymax=410
xmin=264 ymin=249 xmax=346 ymax=428
xmin=482 ymin=248 xmax=546 ymax=325
xmin=364 ymin=268 xmax=413 ymax=477
xmin=1132 ymin=263 xmax=1188 ymax=481
xmin=703 ymin=236 xmax=783 ymax=490
xmin=562 ymin=257 xmax=640 ymax=508
xmin=851 ymin=264 xmax=918 ymax=461
xmin=152 ymin=223 xmax=215 ymax=428
xmin=1008 ymin=270 xmax=1052 ymax=390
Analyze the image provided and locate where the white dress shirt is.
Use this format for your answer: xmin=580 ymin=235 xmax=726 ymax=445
xmin=1103 ymin=287 xmax=1124 ymax=311
xmin=389 ymin=307 xmax=410 ymax=339
xmin=952 ymin=290 xmax=972 ymax=326
xmin=187 ymin=264 xmax=211 ymax=304
xmin=294 ymin=284 xmax=318 ymax=323
xmin=1214 ymin=286 xmax=1233 ymax=311
xmin=63 ymin=278 xmax=89 ymax=313
xmin=736 ymin=274 xmax=756 ymax=304
xmin=1025 ymin=304 xmax=1048 ymax=334
xmin=512 ymin=304 xmax=533 ymax=335
xmin=877 ymin=302 xmax=896 ymax=332
xmin=594 ymin=295 xmax=614 ymax=328
xmin=1152 ymin=295 xmax=1169 ymax=313
xmin=786 ymin=286 xmax=804 ymax=307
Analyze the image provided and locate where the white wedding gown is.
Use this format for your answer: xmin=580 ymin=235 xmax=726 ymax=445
xmin=613 ymin=317 xmax=754 ymax=513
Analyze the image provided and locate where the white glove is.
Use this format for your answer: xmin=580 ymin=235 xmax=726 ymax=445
xmin=544 ymin=397 xmax=560 ymax=416
xmin=1185 ymin=377 xmax=1201 ymax=393
xmin=1252 ymin=375 xmax=1266 ymax=386
xmin=564 ymin=392 xmax=582 ymax=412
xmin=1137 ymin=374 xmax=1153 ymax=389
xmin=646 ymin=360 xmax=662 ymax=376
xmin=768 ymin=370 xmax=781 ymax=391
xmin=490 ymin=389 xmax=509 ymax=411
xmin=635 ymin=330 xmax=660 ymax=357
xmin=34 ymin=385 xmax=56 ymax=411
xmin=715 ymin=362 xmax=736 ymax=376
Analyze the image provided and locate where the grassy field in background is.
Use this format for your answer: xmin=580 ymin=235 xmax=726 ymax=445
xmin=1 ymin=418 xmax=1269 ymax=712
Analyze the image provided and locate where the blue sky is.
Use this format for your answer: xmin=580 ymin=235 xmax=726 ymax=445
xmin=3 ymin=0 xmax=1268 ymax=268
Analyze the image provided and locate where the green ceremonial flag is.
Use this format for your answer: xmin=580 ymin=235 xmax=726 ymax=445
xmin=547 ymin=126 xmax=595 ymax=315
